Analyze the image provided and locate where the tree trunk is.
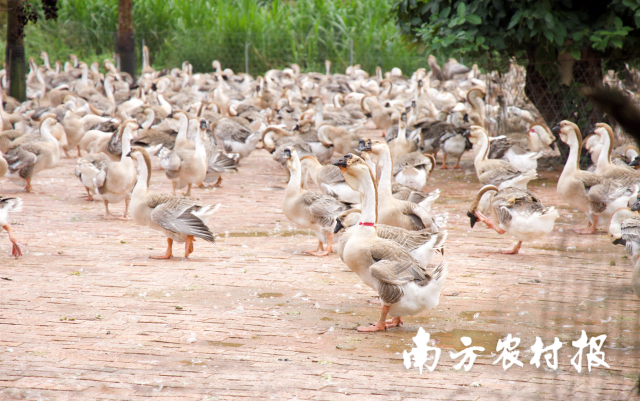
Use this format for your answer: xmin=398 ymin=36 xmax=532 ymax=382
xmin=117 ymin=0 xmax=136 ymax=79
xmin=6 ymin=1 xmax=26 ymax=101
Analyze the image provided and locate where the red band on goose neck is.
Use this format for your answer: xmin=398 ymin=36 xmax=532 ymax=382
xmin=359 ymin=222 xmax=375 ymax=226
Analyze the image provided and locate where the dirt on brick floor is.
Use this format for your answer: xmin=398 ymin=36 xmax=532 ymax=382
xmin=0 ymin=129 xmax=639 ymax=401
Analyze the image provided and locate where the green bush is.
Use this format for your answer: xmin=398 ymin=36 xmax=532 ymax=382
xmin=0 ymin=0 xmax=427 ymax=76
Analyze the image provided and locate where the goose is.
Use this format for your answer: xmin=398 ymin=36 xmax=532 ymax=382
xmin=612 ymin=202 xmax=640 ymax=298
xmin=299 ymin=154 xmax=361 ymax=204
xmin=159 ymin=119 xmax=208 ymax=196
xmin=334 ymin=208 xmax=446 ymax=266
xmin=90 ymin=119 xmax=139 ymax=162
xmin=292 ymin=120 xmax=334 ymax=163
xmin=438 ymin=124 xmax=469 ymax=169
xmin=388 ymin=113 xmax=416 ymax=161
xmin=317 ymin=124 xmax=360 ymax=155
xmin=464 ymin=125 xmax=537 ymax=189
xmin=0 ymin=197 xmax=23 ymax=258
xmin=74 ymin=152 xmax=110 ymax=201
xmin=553 ymin=120 xmax=637 ymax=234
xmin=358 ymin=139 xmax=446 ymax=231
xmin=593 ymin=123 xmax=640 ymax=188
xmin=393 ymin=152 xmax=435 ymax=192
xmin=609 ymin=207 xmax=639 ymax=241
xmin=3 ymin=115 xmax=60 ymax=192
xmin=467 ymin=185 xmax=558 ymax=254
xmin=60 ymin=108 xmax=112 ymax=157
xmin=360 ymin=145 xmax=440 ymax=210
xmin=281 ymin=147 xmax=349 ymax=256
xmin=212 ymin=117 xmax=261 ymax=159
xmin=92 ymin=120 xmax=138 ymax=219
xmin=332 ymin=153 xmax=448 ymax=331
xmin=129 ymin=147 xmax=219 ymax=259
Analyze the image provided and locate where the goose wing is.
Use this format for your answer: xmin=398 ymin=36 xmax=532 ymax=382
xmin=148 ymin=195 xmax=215 ymax=242
xmin=317 ymin=165 xmax=344 ymax=185
xmin=300 ymin=192 xmax=349 ymax=227
xmin=5 ymin=143 xmax=39 ymax=170
xmin=478 ymin=160 xmax=522 ymax=186
xmin=367 ymin=241 xmax=430 ymax=304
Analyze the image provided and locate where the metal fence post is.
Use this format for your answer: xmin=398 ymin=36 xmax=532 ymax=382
xmin=350 ymin=37 xmax=353 ymax=67
xmin=245 ymin=42 xmax=249 ymax=75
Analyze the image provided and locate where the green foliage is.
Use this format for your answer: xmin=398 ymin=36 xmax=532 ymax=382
xmin=0 ymin=0 xmax=427 ymax=75
xmin=394 ymin=0 xmax=640 ymax=71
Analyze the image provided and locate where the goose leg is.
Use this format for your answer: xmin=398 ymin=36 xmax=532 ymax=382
xmin=184 ymin=235 xmax=195 ymax=258
xmin=3 ymin=224 xmax=22 ymax=258
xmin=500 ymin=241 xmax=522 ymax=255
xmin=103 ymin=201 xmax=119 ymax=220
xmin=304 ymin=240 xmax=324 ymax=256
xmin=150 ymin=238 xmax=173 ymax=259
xmin=184 ymin=184 xmax=192 ymax=197
xmin=122 ymin=199 xmax=131 ymax=220
xmin=84 ymin=187 xmax=94 ymax=201
xmin=453 ymin=154 xmax=463 ymax=169
xmin=385 ymin=316 xmax=403 ymax=327
xmin=172 ymin=182 xmax=177 ymax=196
xmin=439 ymin=154 xmax=448 ymax=169
xmin=25 ymin=179 xmax=33 ymax=193
xmin=310 ymin=233 xmax=334 ymax=257
xmin=77 ymin=146 xmax=82 ymax=157
xmin=357 ymin=304 xmax=389 ymax=332
xmin=575 ymin=215 xmax=598 ymax=234
xmin=212 ymin=176 xmax=223 ymax=187
xmin=475 ymin=211 xmax=506 ymax=234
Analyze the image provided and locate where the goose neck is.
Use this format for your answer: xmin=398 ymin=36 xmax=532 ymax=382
xmin=376 ymin=148 xmax=394 ymax=199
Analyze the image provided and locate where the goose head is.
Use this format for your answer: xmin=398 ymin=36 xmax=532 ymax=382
xmin=333 ymin=153 xmax=373 ymax=194
xmin=334 ymin=208 xmax=362 ymax=234
xmin=462 ymin=125 xmax=488 ymax=145
xmin=261 ymin=126 xmax=290 ymax=153
xmin=552 ymin=120 xmax=581 ymax=147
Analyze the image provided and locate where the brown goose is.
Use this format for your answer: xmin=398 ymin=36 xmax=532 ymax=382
xmin=129 ymin=147 xmax=219 ymax=259
xmin=333 ymin=153 xmax=447 ymax=332
xmin=467 ymin=185 xmax=558 ymax=254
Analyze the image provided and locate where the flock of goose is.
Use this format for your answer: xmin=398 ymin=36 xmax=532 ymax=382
xmin=0 ymin=49 xmax=638 ymax=332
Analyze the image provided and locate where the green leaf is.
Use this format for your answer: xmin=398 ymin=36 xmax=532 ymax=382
xmin=572 ymin=31 xmax=584 ymax=41
xmin=465 ymin=14 xmax=482 ymax=25
xmin=508 ymin=10 xmax=522 ymax=29
xmin=623 ymin=0 xmax=639 ymax=10
xmin=545 ymin=13 xmax=554 ymax=28
xmin=441 ymin=6 xmax=451 ymax=18
xmin=457 ymin=2 xmax=466 ymax=17
xmin=543 ymin=29 xmax=554 ymax=42
xmin=570 ymin=48 xmax=581 ymax=60
xmin=476 ymin=36 xmax=485 ymax=45
xmin=615 ymin=17 xmax=623 ymax=29
xmin=612 ymin=38 xmax=623 ymax=48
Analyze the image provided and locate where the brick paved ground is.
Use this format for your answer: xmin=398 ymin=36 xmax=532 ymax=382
xmin=0 ymin=130 xmax=639 ymax=400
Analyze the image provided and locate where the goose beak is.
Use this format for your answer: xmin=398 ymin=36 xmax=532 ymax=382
xmin=292 ymin=124 xmax=300 ymax=131
xmin=612 ymin=238 xmax=626 ymax=246
xmin=334 ymin=218 xmax=344 ymax=234
xmin=332 ymin=155 xmax=350 ymax=168
xmin=200 ymin=119 xmax=207 ymax=130
xmin=551 ymin=123 xmax=561 ymax=134
xmin=283 ymin=147 xmax=292 ymax=159
xmin=629 ymin=156 xmax=640 ymax=167
xmin=151 ymin=83 xmax=157 ymax=91
xmin=550 ymin=140 xmax=556 ymax=151
xmin=467 ymin=211 xmax=478 ymax=228
xmin=462 ymin=129 xmax=471 ymax=138
xmin=357 ymin=139 xmax=372 ymax=152
xmin=167 ymin=110 xmax=173 ymax=118
xmin=138 ymin=123 xmax=143 ymax=129
xmin=305 ymin=97 xmax=313 ymax=104
xmin=463 ymin=113 xmax=469 ymax=123
xmin=364 ymin=112 xmax=372 ymax=118
xmin=631 ymin=199 xmax=640 ymax=212
xmin=126 ymin=150 xmax=132 ymax=157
